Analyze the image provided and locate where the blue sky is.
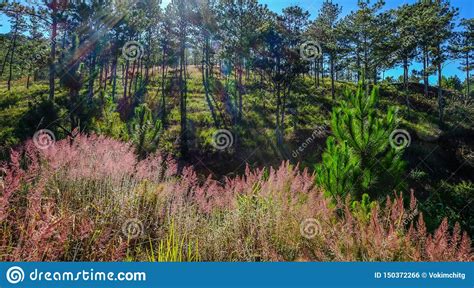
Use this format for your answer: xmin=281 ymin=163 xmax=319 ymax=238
xmin=1 ymin=0 xmax=473 ymax=82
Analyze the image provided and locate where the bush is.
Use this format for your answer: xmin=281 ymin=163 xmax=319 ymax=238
xmin=422 ymin=181 xmax=474 ymax=237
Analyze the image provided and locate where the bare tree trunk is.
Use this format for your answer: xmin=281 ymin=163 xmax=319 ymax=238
xmin=423 ymin=47 xmax=429 ymax=98
xmin=128 ymin=60 xmax=135 ymax=98
xmin=0 ymin=47 xmax=11 ymax=77
xmin=161 ymin=45 xmax=167 ymax=126
xmin=202 ymin=38 xmax=219 ymax=127
xmin=179 ymin=38 xmax=188 ymax=157
xmin=437 ymin=57 xmax=444 ymax=124
xmin=123 ymin=60 xmax=129 ymax=99
xmin=403 ymin=57 xmax=410 ymax=111
xmin=356 ymin=52 xmax=361 ymax=82
xmin=7 ymin=14 xmax=19 ymax=91
xmin=112 ymin=56 xmax=118 ymax=100
xmin=99 ymin=61 xmax=103 ymax=89
xmin=275 ymin=56 xmax=283 ymax=147
xmin=49 ymin=4 xmax=58 ymax=101
xmin=88 ymin=53 xmax=96 ymax=101
xmin=104 ymin=60 xmax=108 ymax=91
xmin=467 ymin=51 xmax=470 ymax=100
xmin=330 ymin=54 xmax=335 ymax=100
xmin=363 ymin=35 xmax=368 ymax=86
xmin=238 ymin=59 xmax=243 ymax=123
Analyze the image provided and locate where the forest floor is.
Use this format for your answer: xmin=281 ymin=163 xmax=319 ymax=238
xmin=1 ymin=67 xmax=473 ymax=182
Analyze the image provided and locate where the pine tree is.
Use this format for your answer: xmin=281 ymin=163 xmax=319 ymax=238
xmin=316 ymin=84 xmax=406 ymax=200
xmin=393 ymin=3 xmax=419 ymax=110
xmin=308 ymin=0 xmax=342 ymax=99
xmin=58 ymin=33 xmax=83 ymax=129
xmin=450 ymin=18 xmax=473 ymax=100
xmin=429 ymin=0 xmax=458 ymax=124
xmin=129 ymin=104 xmax=162 ymax=159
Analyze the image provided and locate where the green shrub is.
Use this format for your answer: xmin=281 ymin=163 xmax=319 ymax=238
xmin=92 ymin=96 xmax=128 ymax=140
xmin=422 ymin=181 xmax=474 ymax=237
xmin=128 ymin=103 xmax=162 ymax=158
xmin=316 ymin=84 xmax=406 ymax=200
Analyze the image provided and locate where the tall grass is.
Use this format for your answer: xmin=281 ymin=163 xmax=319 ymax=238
xmin=0 ymin=134 xmax=472 ymax=261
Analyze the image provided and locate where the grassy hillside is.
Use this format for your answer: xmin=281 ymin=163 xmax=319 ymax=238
xmin=1 ymin=69 xmax=473 ymax=244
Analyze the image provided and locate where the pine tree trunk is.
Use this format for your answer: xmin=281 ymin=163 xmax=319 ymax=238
xmin=356 ymin=51 xmax=361 ymax=82
xmin=123 ymin=60 xmax=129 ymax=99
xmin=275 ymin=56 xmax=282 ymax=147
xmin=112 ymin=56 xmax=118 ymax=100
xmin=466 ymin=51 xmax=470 ymax=101
xmin=88 ymin=53 xmax=96 ymax=101
xmin=7 ymin=14 xmax=22 ymax=91
xmin=49 ymin=5 xmax=58 ymax=101
xmin=0 ymin=46 xmax=11 ymax=77
xmin=128 ymin=60 xmax=135 ymax=98
xmin=104 ymin=60 xmax=108 ymax=91
xmin=238 ymin=59 xmax=243 ymax=123
xmin=7 ymin=21 xmax=18 ymax=91
xmin=403 ymin=57 xmax=410 ymax=111
xmin=179 ymin=39 xmax=188 ymax=157
xmin=363 ymin=35 xmax=368 ymax=85
xmin=161 ymin=44 xmax=167 ymax=126
xmin=437 ymin=59 xmax=443 ymax=124
xmin=203 ymin=37 xmax=219 ymax=127
xmin=423 ymin=47 xmax=429 ymax=98
xmin=330 ymin=54 xmax=335 ymax=100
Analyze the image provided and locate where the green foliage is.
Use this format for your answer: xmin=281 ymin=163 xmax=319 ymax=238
xmin=351 ymin=193 xmax=377 ymax=223
xmin=148 ymin=221 xmax=200 ymax=262
xmin=316 ymin=137 xmax=357 ymax=199
xmin=316 ymin=84 xmax=406 ymax=200
xmin=422 ymin=181 xmax=474 ymax=237
xmin=16 ymin=97 xmax=62 ymax=140
xmin=128 ymin=104 xmax=162 ymax=158
xmin=441 ymin=75 xmax=463 ymax=92
xmin=92 ymin=96 xmax=128 ymax=140
xmin=58 ymin=34 xmax=82 ymax=92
